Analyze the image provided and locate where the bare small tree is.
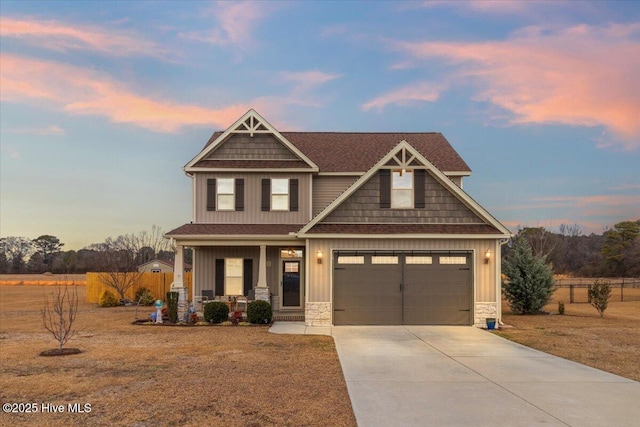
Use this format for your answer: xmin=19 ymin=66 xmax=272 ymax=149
xmin=42 ymin=285 xmax=80 ymax=351
xmin=94 ymin=246 xmax=143 ymax=302
xmin=98 ymin=270 xmax=143 ymax=302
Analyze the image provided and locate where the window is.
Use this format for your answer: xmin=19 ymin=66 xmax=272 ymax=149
xmin=207 ymin=178 xmax=243 ymax=211
xmin=406 ymin=256 xmax=433 ymax=264
xmin=439 ymin=256 xmax=467 ymax=265
xmin=371 ymin=256 xmax=399 ymax=264
xmin=392 ymin=169 xmax=413 ymax=208
xmin=217 ymin=178 xmax=235 ymax=211
xmin=338 ymin=256 xmax=365 ymax=264
xmin=280 ymin=249 xmax=303 ymax=258
xmin=271 ymin=178 xmax=289 ymax=211
xmin=225 ymin=258 xmax=243 ymax=295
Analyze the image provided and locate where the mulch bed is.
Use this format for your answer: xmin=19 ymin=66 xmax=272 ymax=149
xmin=39 ymin=348 xmax=82 ymax=356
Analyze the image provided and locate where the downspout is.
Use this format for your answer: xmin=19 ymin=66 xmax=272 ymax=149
xmin=497 ymin=238 xmax=509 ymax=326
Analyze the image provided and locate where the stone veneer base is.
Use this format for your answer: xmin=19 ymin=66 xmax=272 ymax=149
xmin=305 ymin=302 xmax=331 ymax=326
xmin=474 ymin=302 xmax=498 ymax=328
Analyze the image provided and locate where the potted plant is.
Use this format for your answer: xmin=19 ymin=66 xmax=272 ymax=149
xmin=485 ymin=317 xmax=497 ymax=330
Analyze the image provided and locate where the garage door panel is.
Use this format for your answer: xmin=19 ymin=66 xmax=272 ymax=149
xmin=333 ymin=259 xmax=402 ymax=325
xmin=333 ymin=252 xmax=472 ymax=325
xmin=404 ymin=259 xmax=471 ymax=325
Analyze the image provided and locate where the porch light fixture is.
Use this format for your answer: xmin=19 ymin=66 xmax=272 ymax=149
xmin=484 ymin=249 xmax=491 ymax=264
xmin=316 ymin=250 xmax=323 ymax=264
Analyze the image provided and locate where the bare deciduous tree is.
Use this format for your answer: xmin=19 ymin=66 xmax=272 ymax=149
xmin=96 ymin=249 xmax=143 ymax=302
xmin=42 ymin=285 xmax=80 ymax=351
xmin=517 ymin=227 xmax=558 ymax=262
xmin=0 ymin=236 xmax=34 ymax=273
xmin=559 ymin=223 xmax=584 ymax=238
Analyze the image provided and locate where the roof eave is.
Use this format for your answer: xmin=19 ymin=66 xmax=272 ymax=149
xmin=298 ymin=233 xmax=512 ymax=239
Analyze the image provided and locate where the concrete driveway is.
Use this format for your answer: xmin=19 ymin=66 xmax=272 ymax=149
xmin=331 ymin=326 xmax=640 ymax=427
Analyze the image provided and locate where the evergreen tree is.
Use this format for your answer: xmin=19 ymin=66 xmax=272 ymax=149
xmin=502 ymin=236 xmax=555 ymax=314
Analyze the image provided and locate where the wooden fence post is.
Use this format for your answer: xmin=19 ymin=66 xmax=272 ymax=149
xmin=570 ymin=284 xmax=574 ymax=304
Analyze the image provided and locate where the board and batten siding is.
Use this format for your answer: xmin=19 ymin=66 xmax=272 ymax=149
xmin=312 ymin=175 xmax=358 ymax=217
xmin=194 ymin=173 xmax=312 ymax=224
xmin=193 ymin=246 xmax=287 ymax=303
xmin=193 ymin=247 xmax=259 ymax=296
xmin=307 ymin=238 xmax=498 ymax=303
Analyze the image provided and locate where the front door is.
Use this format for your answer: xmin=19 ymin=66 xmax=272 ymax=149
xmin=282 ymin=260 xmax=301 ymax=307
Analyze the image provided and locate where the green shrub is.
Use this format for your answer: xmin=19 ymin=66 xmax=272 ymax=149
xmin=204 ymin=301 xmax=229 ymax=324
xmin=247 ymin=300 xmax=272 ymax=324
xmin=99 ymin=290 xmax=119 ymax=307
xmin=166 ymin=292 xmax=179 ymax=323
xmin=135 ymin=287 xmax=155 ymax=306
xmin=502 ymin=236 xmax=555 ymax=314
xmin=588 ymin=279 xmax=611 ymax=317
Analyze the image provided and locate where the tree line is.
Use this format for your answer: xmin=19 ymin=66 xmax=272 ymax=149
xmin=1 ymin=220 xmax=638 ymax=277
xmin=503 ymin=220 xmax=640 ymax=278
xmin=0 ymin=226 xmax=191 ymax=274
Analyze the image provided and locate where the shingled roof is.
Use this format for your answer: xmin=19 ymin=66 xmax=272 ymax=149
xmin=199 ymin=131 xmax=471 ymax=174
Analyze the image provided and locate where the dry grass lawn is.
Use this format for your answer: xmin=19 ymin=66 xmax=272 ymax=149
xmin=496 ymin=286 xmax=640 ymax=381
xmin=0 ymin=286 xmax=356 ymax=427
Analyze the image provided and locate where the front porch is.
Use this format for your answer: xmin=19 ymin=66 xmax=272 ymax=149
xmin=170 ymin=241 xmax=307 ymax=321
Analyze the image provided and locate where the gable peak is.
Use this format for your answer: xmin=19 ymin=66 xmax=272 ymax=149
xmin=232 ymin=109 xmax=272 ymax=137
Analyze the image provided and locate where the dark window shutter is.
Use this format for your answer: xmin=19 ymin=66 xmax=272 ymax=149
xmin=215 ymin=259 xmax=225 ymax=296
xmin=414 ymin=169 xmax=425 ymax=208
xmin=261 ymin=179 xmax=270 ymax=211
xmin=243 ymin=259 xmax=253 ymax=296
xmin=207 ymin=179 xmax=216 ymax=211
xmin=289 ymin=179 xmax=299 ymax=212
xmin=380 ymin=170 xmax=391 ymax=208
xmin=235 ymin=179 xmax=244 ymax=211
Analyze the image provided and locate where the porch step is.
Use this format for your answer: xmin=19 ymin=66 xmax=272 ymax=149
xmin=272 ymin=314 xmax=305 ymax=322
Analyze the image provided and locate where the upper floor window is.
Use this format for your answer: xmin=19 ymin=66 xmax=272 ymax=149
xmin=271 ymin=178 xmax=289 ymax=211
xmin=261 ymin=178 xmax=299 ymax=212
xmin=391 ymin=169 xmax=413 ymax=209
xmin=217 ymin=178 xmax=235 ymax=211
xmin=206 ymin=178 xmax=244 ymax=212
xmin=380 ymin=169 xmax=424 ymax=209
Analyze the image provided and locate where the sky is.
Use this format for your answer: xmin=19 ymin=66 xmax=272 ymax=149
xmin=1 ymin=0 xmax=639 ymax=250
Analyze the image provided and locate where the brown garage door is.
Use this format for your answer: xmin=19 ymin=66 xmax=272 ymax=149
xmin=333 ymin=252 xmax=472 ymax=325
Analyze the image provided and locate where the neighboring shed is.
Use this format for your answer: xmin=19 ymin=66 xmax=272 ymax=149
xmin=138 ymin=259 xmax=192 ymax=273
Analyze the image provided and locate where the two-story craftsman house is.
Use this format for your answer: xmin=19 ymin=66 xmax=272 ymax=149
xmin=166 ymin=109 xmax=511 ymax=327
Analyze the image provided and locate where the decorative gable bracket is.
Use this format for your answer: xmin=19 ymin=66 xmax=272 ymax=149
xmin=385 ymin=146 xmax=418 ymax=169
xmin=184 ymin=109 xmax=319 ymax=172
xmin=233 ymin=114 xmax=270 ymax=137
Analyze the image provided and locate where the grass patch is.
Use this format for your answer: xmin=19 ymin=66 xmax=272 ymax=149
xmin=0 ymin=285 xmax=356 ymax=426
xmin=496 ymin=297 xmax=640 ymax=381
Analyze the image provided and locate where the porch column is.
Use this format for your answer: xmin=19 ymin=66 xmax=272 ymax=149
xmin=255 ymin=245 xmax=270 ymax=302
xmin=170 ymin=244 xmax=189 ymax=323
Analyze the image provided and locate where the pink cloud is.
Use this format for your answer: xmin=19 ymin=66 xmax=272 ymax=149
xmin=533 ymin=195 xmax=640 ymax=209
xmin=179 ymin=1 xmax=267 ymax=48
xmin=420 ymin=0 xmax=530 ymax=13
xmin=500 ymin=195 xmax=639 ymax=212
xmin=0 ymin=17 xmax=169 ymax=59
xmin=0 ymin=54 xmax=248 ymax=132
xmin=362 ymin=81 xmax=445 ymax=111
xmin=394 ymin=23 xmax=640 ymax=149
